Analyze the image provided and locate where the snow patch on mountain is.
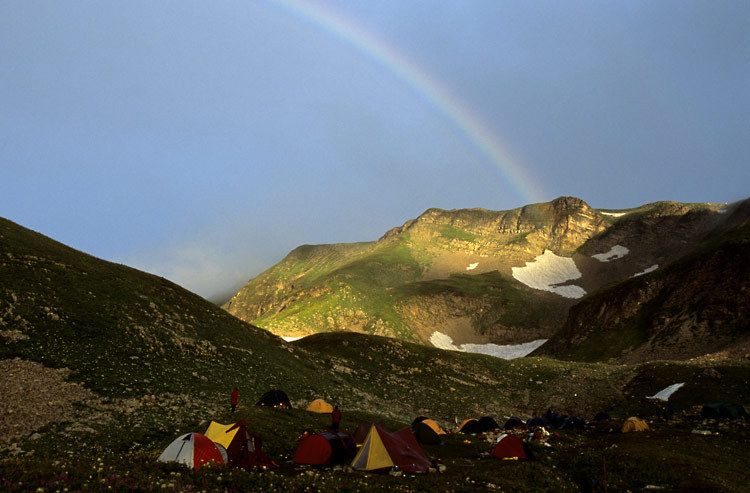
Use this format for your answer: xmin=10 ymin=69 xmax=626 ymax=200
xmin=592 ymin=245 xmax=629 ymax=262
xmin=281 ymin=336 xmax=303 ymax=342
xmin=633 ymin=264 xmax=659 ymax=277
xmin=466 ymin=262 xmax=479 ymax=270
xmin=600 ymin=211 xmax=627 ymax=217
xmin=511 ymin=250 xmax=586 ymax=299
xmin=430 ymin=331 xmax=547 ymax=359
xmin=648 ymin=383 xmax=685 ymax=401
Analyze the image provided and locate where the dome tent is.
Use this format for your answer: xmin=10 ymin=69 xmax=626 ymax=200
xmin=293 ymin=431 xmax=357 ymax=465
xmin=256 ymin=389 xmax=292 ymax=408
xmin=158 ymin=432 xmax=224 ymax=471
xmin=306 ymin=398 xmax=334 ymax=413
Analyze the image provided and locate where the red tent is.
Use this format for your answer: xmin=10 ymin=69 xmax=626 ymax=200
xmin=293 ymin=431 xmax=357 ymax=465
xmin=490 ymin=433 xmax=527 ymax=461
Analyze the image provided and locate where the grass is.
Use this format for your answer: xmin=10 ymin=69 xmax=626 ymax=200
xmin=439 ymin=225 xmax=477 ymax=243
xmin=395 ymin=271 xmax=569 ymax=334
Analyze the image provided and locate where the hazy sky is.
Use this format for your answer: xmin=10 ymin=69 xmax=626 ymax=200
xmin=2 ymin=1 xmax=748 ymax=299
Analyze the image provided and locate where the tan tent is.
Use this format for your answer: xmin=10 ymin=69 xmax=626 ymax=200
xmin=621 ymin=417 xmax=649 ymax=433
xmin=306 ymin=398 xmax=334 ymax=414
xmin=421 ymin=419 xmax=447 ymax=435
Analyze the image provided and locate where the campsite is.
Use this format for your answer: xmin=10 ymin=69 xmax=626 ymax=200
xmin=2 ymin=394 xmax=749 ymax=492
xmin=2 ymin=327 xmax=749 ymax=493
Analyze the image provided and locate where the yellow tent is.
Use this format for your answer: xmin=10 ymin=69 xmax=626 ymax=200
xmin=422 ymin=419 xmax=447 ymax=435
xmin=351 ymin=425 xmax=394 ymax=471
xmin=306 ymin=398 xmax=334 ymax=414
xmin=350 ymin=424 xmax=431 ymax=473
xmin=621 ymin=417 xmax=649 ymax=433
xmin=205 ymin=421 xmax=239 ymax=449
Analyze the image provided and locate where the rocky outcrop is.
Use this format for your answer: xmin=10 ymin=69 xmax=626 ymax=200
xmin=537 ymin=202 xmax=750 ymax=362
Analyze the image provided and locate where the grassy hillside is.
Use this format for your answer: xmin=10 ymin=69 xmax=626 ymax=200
xmin=2 ymin=214 xmax=749 ymax=492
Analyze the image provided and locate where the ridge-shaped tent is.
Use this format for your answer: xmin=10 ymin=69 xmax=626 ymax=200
xmin=306 ymin=398 xmax=334 ymax=414
xmin=490 ymin=434 xmax=527 ymax=461
xmin=351 ymin=424 xmax=431 ymax=473
xmin=158 ymin=432 xmax=224 ymax=471
xmin=293 ymin=431 xmax=357 ymax=465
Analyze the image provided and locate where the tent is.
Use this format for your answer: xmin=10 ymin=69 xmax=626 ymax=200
xmin=490 ymin=434 xmax=527 ymax=461
xmin=158 ymin=433 xmax=224 ymax=471
xmin=621 ymin=417 xmax=649 ymax=433
xmin=526 ymin=417 xmax=547 ymax=428
xmin=457 ymin=418 xmax=483 ymax=434
xmin=306 ymin=398 xmax=334 ymax=414
xmin=205 ymin=421 xmax=239 ymax=450
xmin=210 ymin=420 xmax=277 ymax=469
xmin=559 ymin=416 xmax=586 ymax=430
xmin=701 ymin=403 xmax=749 ymax=420
xmin=256 ymin=389 xmax=292 ymax=408
xmin=293 ymin=431 xmax=357 ymax=465
xmin=351 ymin=424 xmax=431 ymax=473
xmin=411 ymin=418 xmax=446 ymax=435
xmin=412 ymin=422 xmax=442 ymax=445
xmin=503 ymin=417 xmax=525 ymax=430
xmin=478 ymin=416 xmax=500 ymax=432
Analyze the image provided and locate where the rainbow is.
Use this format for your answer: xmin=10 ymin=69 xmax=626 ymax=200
xmin=268 ymin=0 xmax=546 ymax=204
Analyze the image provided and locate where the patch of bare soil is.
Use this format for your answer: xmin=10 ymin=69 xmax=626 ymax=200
xmin=0 ymin=358 xmax=97 ymax=448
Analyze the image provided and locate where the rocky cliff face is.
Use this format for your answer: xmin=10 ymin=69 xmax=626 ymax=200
xmin=223 ymin=196 xmax=735 ymax=357
xmin=536 ymin=199 xmax=750 ymax=362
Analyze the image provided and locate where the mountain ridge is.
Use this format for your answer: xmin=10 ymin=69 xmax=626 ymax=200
xmin=223 ymin=196 xmax=737 ymax=359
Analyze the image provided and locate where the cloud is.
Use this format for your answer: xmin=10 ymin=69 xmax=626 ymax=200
xmin=123 ymin=242 xmax=267 ymax=303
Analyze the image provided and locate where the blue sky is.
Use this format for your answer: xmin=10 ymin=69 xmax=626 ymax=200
xmin=1 ymin=1 xmax=748 ymax=299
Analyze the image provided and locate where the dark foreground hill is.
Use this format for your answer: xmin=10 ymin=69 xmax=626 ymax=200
xmin=1 ymin=216 xmax=749 ymax=491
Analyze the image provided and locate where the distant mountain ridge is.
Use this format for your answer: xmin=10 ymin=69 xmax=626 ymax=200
xmin=224 ymin=196 xmax=743 ymax=360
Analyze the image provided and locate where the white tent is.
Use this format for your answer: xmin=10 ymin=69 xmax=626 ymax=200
xmin=158 ymin=432 xmax=225 ymax=470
